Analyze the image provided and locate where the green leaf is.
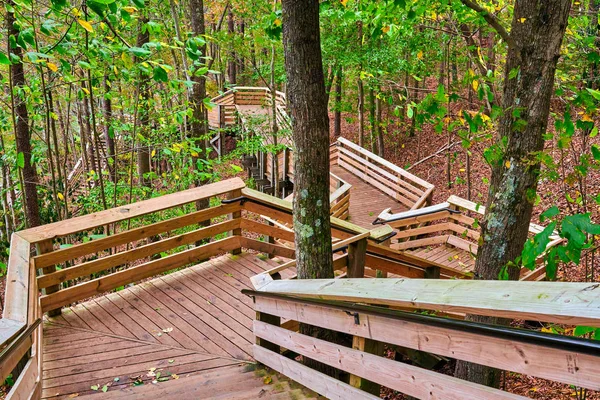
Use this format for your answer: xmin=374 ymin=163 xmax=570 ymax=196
xmin=132 ymin=0 xmax=145 ymax=8
xmin=574 ymin=326 xmax=596 ymax=336
xmin=586 ymin=88 xmax=600 ymax=101
xmin=540 ymin=206 xmax=559 ymax=222
xmin=153 ymin=66 xmax=168 ymax=82
xmin=102 ymin=385 xmax=108 ymax=393
xmin=592 ymin=144 xmax=600 ymax=162
xmin=0 ymin=52 xmax=10 ymax=65
xmin=406 ymin=105 xmax=413 ymax=118
xmin=16 ymin=152 xmax=25 ymax=169
xmin=128 ymin=47 xmax=151 ymax=57
xmin=521 ymin=222 xmax=556 ymax=270
xmin=91 ymin=385 xmax=99 ymax=391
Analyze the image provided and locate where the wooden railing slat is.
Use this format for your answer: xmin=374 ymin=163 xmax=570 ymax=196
xmin=33 ymin=202 xmax=241 ymax=269
xmin=4 ymin=234 xmax=31 ymax=323
xmin=256 ymin=278 xmax=600 ymax=326
xmin=40 ymin=236 xmax=241 ymax=312
xmin=254 ymin=321 xmax=526 ymax=400
xmin=19 ymin=178 xmax=245 ymax=243
xmin=37 ymin=218 xmax=241 ymax=289
xmin=254 ymin=296 xmax=600 ymax=391
xmin=253 ymin=345 xmax=380 ymax=400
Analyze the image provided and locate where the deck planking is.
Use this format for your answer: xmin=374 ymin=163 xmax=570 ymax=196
xmin=331 ymin=164 xmax=408 ymax=228
xmin=41 ymin=252 xmax=293 ymax=399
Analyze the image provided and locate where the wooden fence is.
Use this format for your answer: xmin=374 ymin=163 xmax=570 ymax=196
xmin=334 ymin=137 xmax=434 ymax=210
xmin=249 ymin=278 xmax=600 ymax=400
xmin=377 ymin=195 xmax=563 ymax=280
xmin=0 ymin=178 xmax=392 ymax=399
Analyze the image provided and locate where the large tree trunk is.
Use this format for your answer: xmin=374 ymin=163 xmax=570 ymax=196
xmin=455 ymin=0 xmax=571 ymax=387
xmin=282 ymin=0 xmax=336 ymax=376
xmin=7 ymin=2 xmax=41 ymax=227
xmin=189 ymin=0 xmax=210 ymax=217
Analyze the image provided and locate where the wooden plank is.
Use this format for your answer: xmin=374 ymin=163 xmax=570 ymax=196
xmin=19 ymin=178 xmax=245 ymax=243
xmin=240 ymin=218 xmax=295 ymax=242
xmin=37 ymin=218 xmax=240 ymax=289
xmin=240 ymin=237 xmax=295 ymax=259
xmin=347 ymin=238 xmax=367 ymax=278
xmin=6 ymin=351 xmax=39 ymax=400
xmin=392 ymin=235 xmax=449 ymax=251
xmin=0 ymin=334 xmax=32 ymax=383
xmin=229 ymin=189 xmax=242 ymax=255
xmin=447 ymin=235 xmax=479 ymax=255
xmin=338 ymin=137 xmax=433 ymax=189
xmin=365 ymin=254 xmax=425 ymax=278
xmin=448 ymin=222 xmax=480 ymax=240
xmin=3 ymin=234 xmax=31 ymax=323
xmin=253 ymin=345 xmax=379 ymax=400
xmin=34 ymin=202 xmax=241 ymax=269
xmin=0 ymin=319 xmax=26 ymax=345
xmin=257 ymin=278 xmax=600 ymax=327
xmin=386 ymin=211 xmax=451 ymax=229
xmin=255 ymin=296 xmax=600 ymax=391
xmin=254 ymin=321 xmax=525 ymax=400
xmin=40 ymin=236 xmax=241 ymax=312
xmin=395 ymin=223 xmax=450 ymax=239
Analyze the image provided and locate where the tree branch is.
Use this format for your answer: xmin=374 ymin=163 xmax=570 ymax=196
xmin=459 ymin=0 xmax=514 ymax=47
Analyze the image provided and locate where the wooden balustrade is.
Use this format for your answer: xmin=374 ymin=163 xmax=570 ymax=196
xmin=249 ymin=278 xmax=600 ymax=400
xmin=335 ymin=137 xmax=434 ymax=210
xmin=0 ymin=177 xmax=386 ymax=398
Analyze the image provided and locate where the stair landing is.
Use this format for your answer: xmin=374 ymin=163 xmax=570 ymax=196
xmin=42 ymin=253 xmax=307 ymax=399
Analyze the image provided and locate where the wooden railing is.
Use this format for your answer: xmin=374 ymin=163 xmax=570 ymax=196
xmin=208 ymin=87 xmax=289 ymax=131
xmin=378 ymin=195 xmax=563 ymax=280
xmin=248 ymin=278 xmax=600 ymax=399
xmin=334 ymin=137 xmax=434 ymax=210
xmin=329 ymin=172 xmax=351 ymax=220
xmin=0 ymin=178 xmax=392 ymax=398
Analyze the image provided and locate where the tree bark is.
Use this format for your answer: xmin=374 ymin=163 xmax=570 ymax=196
xmin=455 ymin=0 xmax=571 ymax=387
xmin=282 ymin=0 xmax=337 ymax=376
xmin=333 ymin=65 xmax=342 ymax=138
xmin=135 ymin=17 xmax=151 ymax=188
xmin=227 ymin=8 xmax=237 ymax=85
xmin=189 ymin=0 xmax=210 ymax=218
xmin=103 ymin=77 xmax=117 ymax=183
xmin=7 ymin=2 xmax=42 ymax=227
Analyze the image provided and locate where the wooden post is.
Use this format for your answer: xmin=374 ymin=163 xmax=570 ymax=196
xmin=228 ymin=189 xmax=242 ymax=255
xmin=424 ymin=266 xmax=441 ymax=279
xmin=349 ymin=336 xmax=383 ymax=395
xmin=347 ymin=237 xmax=367 ymax=278
xmin=37 ymin=239 xmax=62 ymax=316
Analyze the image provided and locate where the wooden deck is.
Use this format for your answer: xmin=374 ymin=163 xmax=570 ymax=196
xmin=330 ymin=164 xmax=406 ymax=228
xmin=42 ymin=252 xmax=301 ymax=399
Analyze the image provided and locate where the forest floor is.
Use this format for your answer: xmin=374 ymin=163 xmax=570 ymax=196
xmin=330 ymin=108 xmax=600 ymax=400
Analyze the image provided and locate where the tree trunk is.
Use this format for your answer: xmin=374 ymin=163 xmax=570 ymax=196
xmin=136 ymin=17 xmax=151 ymax=188
xmin=282 ymin=0 xmax=336 ymax=376
xmin=7 ymin=2 xmax=41 ymax=227
xmin=455 ymin=0 xmax=571 ymax=387
xmin=103 ymin=77 xmax=117 ymax=183
xmin=227 ymin=8 xmax=237 ymax=85
xmin=357 ymin=19 xmax=364 ymax=148
xmin=189 ymin=0 xmax=210 ymax=218
xmin=333 ymin=65 xmax=342 ymax=138
xmin=375 ymin=92 xmax=383 ymax=157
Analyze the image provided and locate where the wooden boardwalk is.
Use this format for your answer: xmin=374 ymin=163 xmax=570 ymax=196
xmin=330 ymin=164 xmax=407 ymax=229
xmin=42 ymin=253 xmax=301 ymax=399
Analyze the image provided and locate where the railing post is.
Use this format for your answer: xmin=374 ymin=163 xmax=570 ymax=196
xmin=424 ymin=266 xmax=441 ymax=279
xmin=349 ymin=336 xmax=383 ymax=395
xmin=228 ymin=189 xmax=242 ymax=255
xmin=37 ymin=239 xmax=61 ymax=316
xmin=347 ymin=237 xmax=367 ymax=278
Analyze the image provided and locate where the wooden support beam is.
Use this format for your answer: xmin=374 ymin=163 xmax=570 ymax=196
xmin=36 ymin=240 xmax=61 ymax=317
xmin=347 ymin=238 xmax=367 ymax=278
xmin=349 ymin=336 xmax=384 ymax=396
xmin=228 ymin=189 xmax=242 ymax=255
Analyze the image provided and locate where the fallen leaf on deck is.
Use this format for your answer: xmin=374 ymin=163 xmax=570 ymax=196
xmin=263 ymin=376 xmax=272 ymax=384
xmin=162 ymin=327 xmax=173 ymax=333
xmin=90 ymin=385 xmax=99 ymax=391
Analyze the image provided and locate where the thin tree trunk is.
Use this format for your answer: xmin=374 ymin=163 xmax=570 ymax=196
xmin=103 ymin=77 xmax=117 ymax=183
xmin=282 ymin=0 xmax=336 ymax=376
xmin=375 ymin=91 xmax=383 ymax=157
xmin=227 ymin=8 xmax=237 ymax=85
xmin=189 ymin=0 xmax=210 ymax=220
xmin=455 ymin=0 xmax=572 ymax=387
xmin=369 ymin=87 xmax=375 ymax=152
xmin=135 ymin=17 xmax=152 ymax=188
xmin=333 ymin=65 xmax=342 ymax=138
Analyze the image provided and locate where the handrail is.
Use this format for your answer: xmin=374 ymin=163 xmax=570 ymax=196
xmin=253 ymin=277 xmax=600 ymax=326
xmin=249 ymin=289 xmax=600 ymax=398
xmin=245 ymin=290 xmax=600 ymax=356
xmin=373 ymin=202 xmax=459 ymax=225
